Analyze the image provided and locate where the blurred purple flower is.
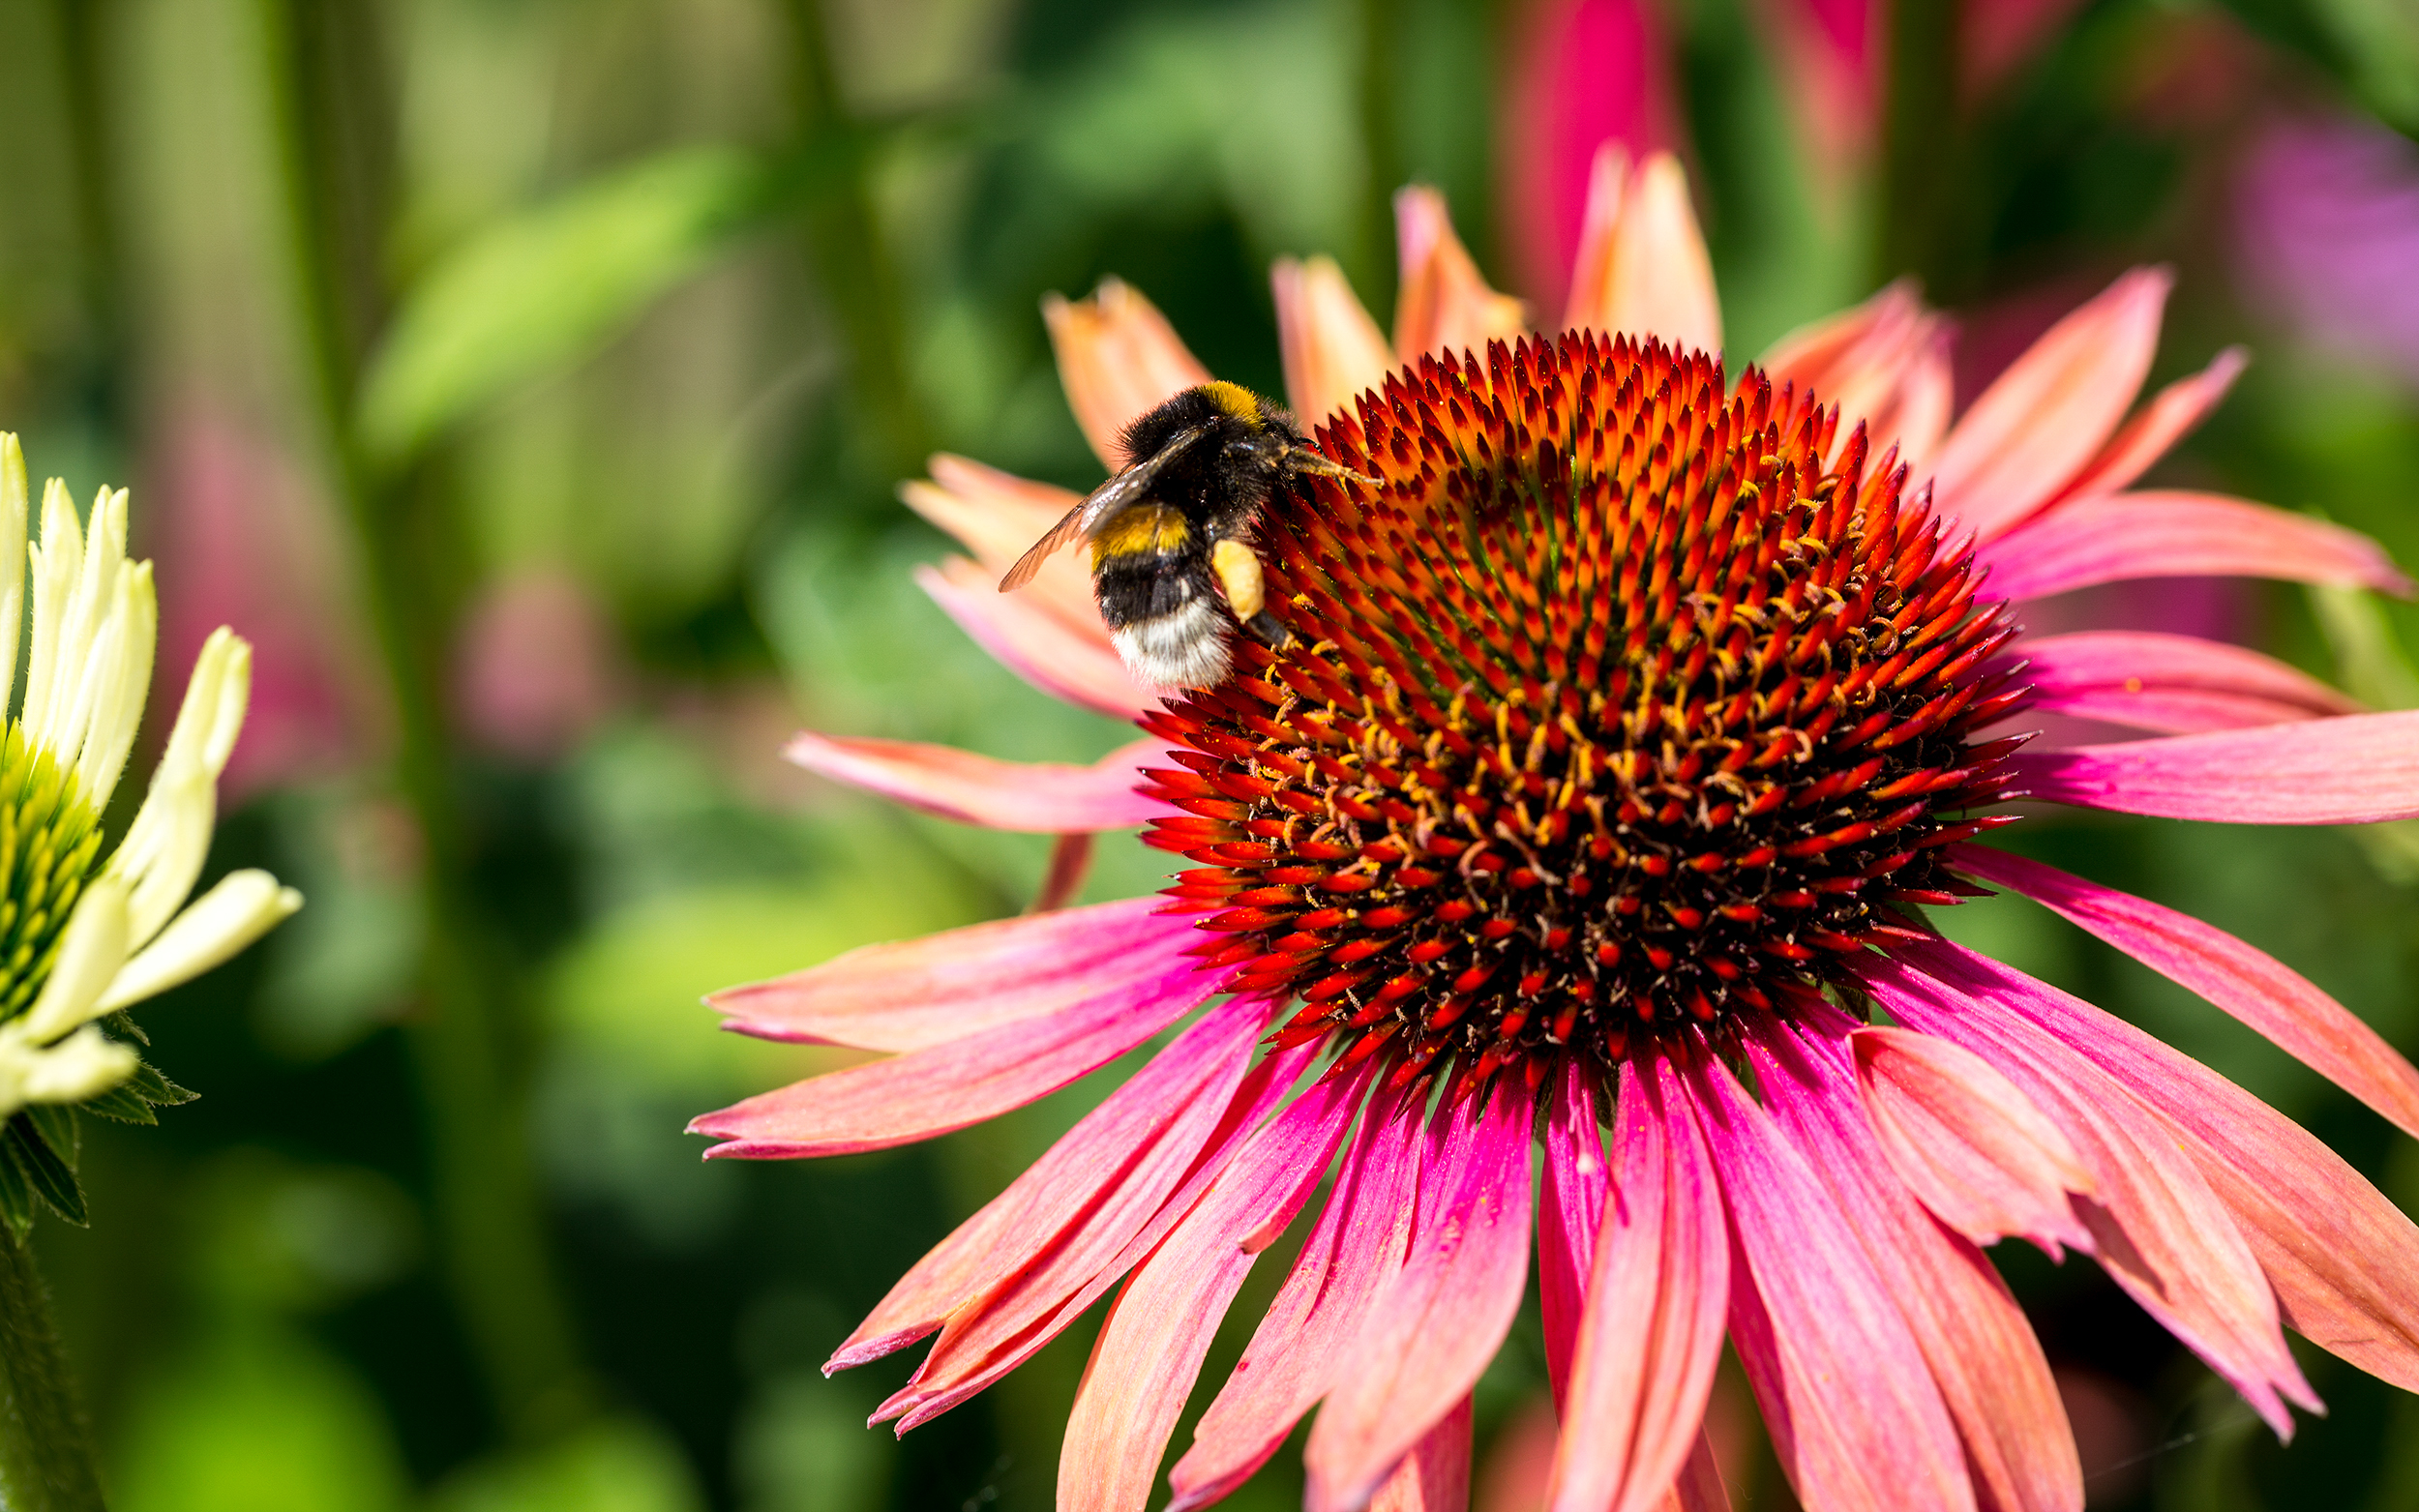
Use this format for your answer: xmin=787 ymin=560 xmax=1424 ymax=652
xmin=2235 ymin=112 xmax=2419 ymax=390
xmin=455 ymin=567 xmax=622 ymax=762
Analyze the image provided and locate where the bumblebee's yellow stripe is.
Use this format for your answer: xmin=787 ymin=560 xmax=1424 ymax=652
xmin=1091 ymin=502 xmax=1191 ymax=561
xmin=1202 ymin=380 xmax=1264 ymax=426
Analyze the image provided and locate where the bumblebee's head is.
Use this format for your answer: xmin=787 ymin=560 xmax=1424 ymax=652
xmin=1196 ymin=381 xmax=1377 ymax=495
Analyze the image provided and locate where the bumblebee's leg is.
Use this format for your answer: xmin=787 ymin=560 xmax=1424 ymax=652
xmin=1210 ymin=538 xmax=1293 ymax=648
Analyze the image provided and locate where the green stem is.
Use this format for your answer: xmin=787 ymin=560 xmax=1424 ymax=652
xmin=0 ymin=1229 xmax=107 ymax=1512
xmin=1356 ymin=0 xmax=1403 ymax=312
xmin=1874 ymin=0 xmax=1964 ymax=295
xmin=785 ymin=0 xmax=925 ymax=482
xmin=256 ymin=0 xmax=590 ymax=1438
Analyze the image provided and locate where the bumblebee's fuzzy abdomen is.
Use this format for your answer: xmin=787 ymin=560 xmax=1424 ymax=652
xmin=1093 ymin=548 xmax=1233 ymax=688
xmin=1092 ymin=548 xmax=1215 ymax=629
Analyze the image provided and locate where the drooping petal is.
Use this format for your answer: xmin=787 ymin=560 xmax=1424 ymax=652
xmin=1044 ymin=278 xmax=1214 ymax=470
xmin=1546 ymin=1056 xmax=1729 ymax=1512
xmin=1562 ymin=146 xmax=1722 ymax=356
xmin=1538 ymin=1061 xmax=1608 ymax=1409
xmin=1682 ymin=1047 xmax=1979 ymax=1512
xmin=2043 ymin=346 xmax=2248 ymax=507
xmin=1848 ymin=1024 xmax=2096 ymax=1257
xmin=1980 ymin=491 xmax=2410 ymax=603
xmin=1169 ymin=1090 xmax=1426 ymax=1511
xmin=1928 ymin=267 xmax=2170 ymax=541
xmin=829 ymin=996 xmax=1265 ymax=1371
xmin=2015 ymin=630 xmax=2358 ymax=734
xmin=1306 ymin=1082 xmax=1536 ymax=1512
xmin=879 ymin=1031 xmax=1319 ymax=1432
xmin=1367 ymin=1398 xmax=1472 ymax=1512
xmin=91 ymin=869 xmax=302 ymax=1018
xmin=1276 ymin=255 xmax=1396 ymax=427
xmin=782 ymin=731 xmax=1168 ymax=832
xmin=1060 ymin=1067 xmax=1365 ymax=1512
xmin=917 ymin=560 xmax=1154 ymax=721
xmin=1761 ymin=279 xmax=1954 ymax=467
xmin=1954 ymin=845 xmax=2419 ymax=1141
xmin=902 ymin=456 xmax=1103 ymax=635
xmin=707 ymin=896 xmax=1190 ymax=1052
xmin=1393 ymin=187 xmax=1529 ymax=366
xmin=2008 ymin=711 xmax=2419 ymax=825
xmin=1864 ymin=942 xmax=2320 ymax=1437
xmin=687 ymin=939 xmax=1214 ymax=1159
xmin=1755 ymin=1020 xmax=2083 ymax=1512
xmin=1955 ymin=948 xmax=2419 ymax=1393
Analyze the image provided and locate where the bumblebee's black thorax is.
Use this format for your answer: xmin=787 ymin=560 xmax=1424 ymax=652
xmin=1113 ymin=383 xmax=1312 ymax=542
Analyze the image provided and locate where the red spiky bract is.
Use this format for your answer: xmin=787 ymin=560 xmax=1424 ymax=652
xmin=1141 ymin=331 xmax=2026 ymax=1098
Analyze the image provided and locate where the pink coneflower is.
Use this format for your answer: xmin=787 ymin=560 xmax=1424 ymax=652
xmin=692 ymin=156 xmax=2419 ymax=1512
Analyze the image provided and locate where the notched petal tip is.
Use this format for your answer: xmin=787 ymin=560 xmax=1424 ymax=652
xmin=1043 ymin=278 xmax=1214 ymax=470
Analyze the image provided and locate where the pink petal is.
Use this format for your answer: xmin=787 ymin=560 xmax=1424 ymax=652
xmin=1753 ymin=0 xmax=1883 ymax=202
xmin=1663 ymin=1432 xmax=1730 ymax=1512
xmin=1959 ymin=948 xmax=2419 ymax=1394
xmin=1955 ymin=845 xmax=2419 ymax=1141
xmin=902 ymin=456 xmax=1104 ymax=636
xmin=1044 ymin=279 xmax=1214 ymax=470
xmin=879 ymin=1029 xmax=1320 ymax=1432
xmin=1761 ymin=279 xmax=1954 ymax=468
xmin=1499 ymin=0 xmax=1682 ymax=313
xmin=2016 ymin=629 xmax=2358 ymax=734
xmin=1755 ymin=1020 xmax=2084 ymax=1512
xmin=1682 ymin=1047 xmax=1979 ymax=1512
xmin=709 ymin=896 xmax=1190 ymax=1052
xmin=1562 ymin=146 xmax=1722 ymax=356
xmin=1369 ymin=1398 xmax=1473 ymax=1512
xmin=1306 ymin=1083 xmax=1536 ymax=1512
xmin=1929 ymin=267 xmax=2170 ymax=541
xmin=1864 ymin=942 xmax=2320 ymax=1436
xmin=783 ymin=730 xmax=1167 ymax=832
xmin=1538 ymin=1061 xmax=1608 ymax=1409
xmin=1059 ymin=1068 xmax=1365 ymax=1512
xmin=2043 ymin=346 xmax=2248 ymax=507
xmin=687 ymin=941 xmax=1213 ymax=1159
xmin=1275 ymin=255 xmax=1396 ymax=427
xmin=827 ymin=994 xmax=1265 ymax=1370
xmin=2008 ymin=710 xmax=2419 ymax=825
xmin=1848 ymin=1024 xmax=2096 ymax=1258
xmin=1169 ymin=1090 xmax=1427 ymax=1511
xmin=1980 ymin=490 xmax=2412 ymax=603
xmin=917 ymin=559 xmax=1154 ymax=721
xmin=1546 ymin=1057 xmax=1729 ymax=1512
xmin=1393 ymin=187 xmax=1530 ymax=366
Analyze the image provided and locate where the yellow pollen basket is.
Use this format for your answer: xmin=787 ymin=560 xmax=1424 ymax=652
xmin=1202 ymin=380 xmax=1264 ymax=426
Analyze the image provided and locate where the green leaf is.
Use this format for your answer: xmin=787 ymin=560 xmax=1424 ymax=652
xmin=357 ymin=146 xmax=768 ymax=463
xmin=78 ymin=1082 xmax=158 ymax=1124
xmin=4 ymin=1117 xmax=83 ymax=1228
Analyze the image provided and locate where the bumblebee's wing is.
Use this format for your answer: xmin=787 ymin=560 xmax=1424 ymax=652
xmin=998 ymin=425 xmax=1210 ymax=591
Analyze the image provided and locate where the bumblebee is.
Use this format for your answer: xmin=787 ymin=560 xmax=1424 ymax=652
xmin=1000 ymin=381 xmax=1367 ymax=689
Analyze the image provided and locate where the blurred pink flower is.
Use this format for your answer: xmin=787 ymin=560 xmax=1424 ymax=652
xmin=693 ymin=164 xmax=2419 ymax=1512
xmin=1501 ymin=0 xmax=1684 ymax=311
xmin=454 ymin=566 xmax=622 ymax=761
xmin=150 ymin=401 xmax=381 ymax=800
xmin=2235 ymin=111 xmax=2419 ymax=391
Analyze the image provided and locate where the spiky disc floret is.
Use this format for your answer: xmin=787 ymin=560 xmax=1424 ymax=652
xmin=1140 ymin=332 xmax=2028 ymax=1093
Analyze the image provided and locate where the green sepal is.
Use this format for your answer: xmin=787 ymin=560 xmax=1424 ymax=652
xmin=124 ymin=1060 xmax=194 ymax=1108
xmin=23 ymin=1105 xmax=74 ymax=1172
xmin=2 ymin=1116 xmax=83 ymax=1229
xmin=0 ymin=1153 xmax=34 ymax=1241
xmin=100 ymin=1010 xmax=148 ymax=1049
xmin=76 ymin=1082 xmax=157 ymax=1125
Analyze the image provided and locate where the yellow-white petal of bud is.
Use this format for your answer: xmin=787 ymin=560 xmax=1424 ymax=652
xmin=37 ymin=489 xmax=131 ymax=763
xmin=117 ymin=771 xmax=216 ymax=949
xmin=18 ymin=478 xmax=82 ymax=743
xmin=75 ymin=561 xmax=158 ymax=811
xmin=110 ymin=629 xmax=248 ymax=939
xmin=2 ymin=1024 xmax=138 ymax=1112
xmin=96 ymin=870 xmax=301 ymax=1016
xmin=21 ymin=875 xmax=131 ymax=1044
xmin=0 ymin=435 xmax=25 ymax=718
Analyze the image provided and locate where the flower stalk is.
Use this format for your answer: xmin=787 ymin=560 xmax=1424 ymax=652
xmin=0 ymin=1225 xmax=105 ymax=1512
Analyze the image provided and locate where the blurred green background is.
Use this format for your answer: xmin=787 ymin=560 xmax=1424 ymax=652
xmin=0 ymin=0 xmax=2414 ymax=1507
